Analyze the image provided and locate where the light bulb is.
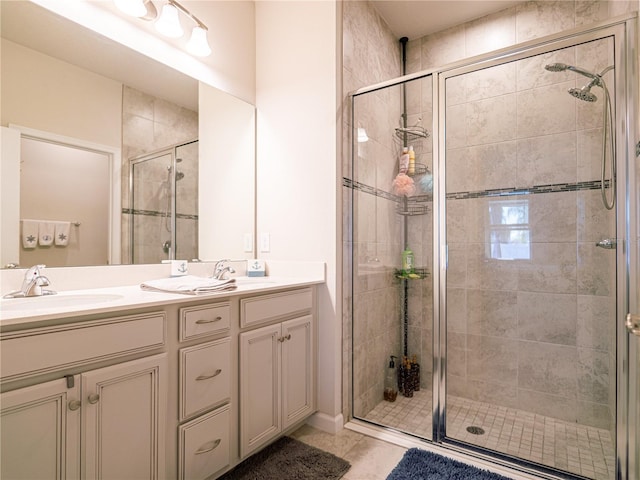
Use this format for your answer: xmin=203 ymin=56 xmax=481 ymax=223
xmin=114 ymin=0 xmax=147 ymax=17
xmin=186 ymin=26 xmax=212 ymax=57
xmin=155 ymin=3 xmax=183 ymax=38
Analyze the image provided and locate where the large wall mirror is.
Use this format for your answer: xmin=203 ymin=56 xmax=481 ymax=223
xmin=0 ymin=1 xmax=255 ymax=268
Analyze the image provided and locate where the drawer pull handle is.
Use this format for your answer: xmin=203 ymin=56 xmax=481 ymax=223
xmin=68 ymin=400 xmax=81 ymax=411
xmin=88 ymin=393 xmax=100 ymax=404
xmin=279 ymin=334 xmax=292 ymax=342
xmin=195 ymin=316 xmax=222 ymax=325
xmin=195 ymin=438 xmax=221 ymax=455
xmin=196 ymin=369 xmax=222 ymax=381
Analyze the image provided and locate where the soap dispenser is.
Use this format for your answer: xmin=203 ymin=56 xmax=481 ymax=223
xmin=384 ymin=356 xmax=398 ymax=402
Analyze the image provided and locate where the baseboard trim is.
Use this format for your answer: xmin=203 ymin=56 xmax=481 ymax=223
xmin=306 ymin=412 xmax=344 ymax=434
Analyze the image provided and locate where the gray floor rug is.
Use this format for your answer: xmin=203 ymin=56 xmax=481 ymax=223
xmin=219 ymin=436 xmax=351 ymax=480
xmin=387 ymin=448 xmax=514 ymax=480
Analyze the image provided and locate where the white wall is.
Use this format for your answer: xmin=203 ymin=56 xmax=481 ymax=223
xmin=1 ymin=39 xmax=122 ymax=147
xmin=199 ymin=82 xmax=256 ymax=261
xmin=255 ymin=0 xmax=342 ymax=429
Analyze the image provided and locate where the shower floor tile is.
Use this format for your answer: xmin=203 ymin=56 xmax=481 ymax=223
xmin=363 ymin=390 xmax=614 ymax=480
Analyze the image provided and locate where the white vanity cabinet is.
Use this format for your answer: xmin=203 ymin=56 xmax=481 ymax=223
xmin=0 ymin=278 xmax=321 ymax=480
xmin=0 ymin=311 xmax=168 ymax=480
xmin=239 ymin=288 xmax=316 ymax=458
xmin=1 ymin=376 xmax=81 ymax=479
xmin=176 ymin=302 xmax=232 ymax=480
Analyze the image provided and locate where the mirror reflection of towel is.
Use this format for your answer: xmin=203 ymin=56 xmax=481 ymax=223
xmin=39 ymin=222 xmax=55 ymax=246
xmin=22 ymin=220 xmax=38 ymax=249
xmin=55 ymin=222 xmax=70 ymax=246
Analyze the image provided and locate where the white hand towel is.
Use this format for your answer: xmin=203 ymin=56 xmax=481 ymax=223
xmin=38 ymin=221 xmax=55 ymax=246
xmin=140 ymin=275 xmax=237 ymax=295
xmin=21 ymin=220 xmax=38 ymax=249
xmin=55 ymin=222 xmax=71 ymax=246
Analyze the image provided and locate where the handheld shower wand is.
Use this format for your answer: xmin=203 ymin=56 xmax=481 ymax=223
xmin=544 ymin=62 xmax=616 ymax=210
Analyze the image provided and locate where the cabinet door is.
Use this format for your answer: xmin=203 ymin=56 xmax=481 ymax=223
xmin=281 ymin=315 xmax=315 ymax=429
xmin=82 ymin=354 xmax=167 ymax=480
xmin=1 ymin=376 xmax=81 ymax=480
xmin=239 ymin=323 xmax=281 ymax=458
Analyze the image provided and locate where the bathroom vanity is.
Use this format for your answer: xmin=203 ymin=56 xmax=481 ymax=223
xmin=0 ymin=275 xmax=321 ymax=480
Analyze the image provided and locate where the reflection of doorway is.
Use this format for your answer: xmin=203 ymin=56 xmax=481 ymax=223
xmin=129 ymin=140 xmax=198 ymax=264
xmin=5 ymin=125 xmax=121 ymax=267
xmin=20 ymin=138 xmax=110 ymax=267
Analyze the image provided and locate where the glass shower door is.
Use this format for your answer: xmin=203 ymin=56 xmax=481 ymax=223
xmin=442 ymin=35 xmax=618 ymax=479
xmin=131 ymin=151 xmax=174 ymax=264
xmin=174 ymin=140 xmax=198 ymax=261
xmin=350 ymin=75 xmax=435 ymax=440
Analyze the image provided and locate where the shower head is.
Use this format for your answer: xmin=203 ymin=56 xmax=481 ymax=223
xmin=544 ymin=62 xmax=599 ymax=80
xmin=568 ymin=86 xmax=597 ymax=102
xmin=568 ymin=76 xmax=600 ymax=102
xmin=544 ymin=62 xmax=569 ymax=72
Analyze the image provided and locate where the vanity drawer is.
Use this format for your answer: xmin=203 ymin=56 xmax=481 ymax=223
xmin=179 ymin=338 xmax=230 ymax=420
xmin=240 ymin=288 xmax=313 ymax=328
xmin=178 ymin=404 xmax=230 ymax=480
xmin=0 ymin=312 xmax=166 ymax=383
xmin=179 ymin=302 xmax=230 ymax=342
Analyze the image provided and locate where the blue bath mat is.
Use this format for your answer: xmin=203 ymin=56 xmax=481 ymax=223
xmin=387 ymin=448 xmax=514 ymax=480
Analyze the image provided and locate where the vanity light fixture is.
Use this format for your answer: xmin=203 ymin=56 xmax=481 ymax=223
xmin=114 ymin=0 xmax=158 ymax=20
xmin=113 ymin=0 xmax=212 ymax=57
xmin=114 ymin=0 xmax=147 ymax=17
xmin=155 ymin=1 xmax=183 ymax=38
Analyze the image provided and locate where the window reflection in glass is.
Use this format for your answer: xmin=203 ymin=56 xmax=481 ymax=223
xmin=487 ymin=199 xmax=530 ymax=260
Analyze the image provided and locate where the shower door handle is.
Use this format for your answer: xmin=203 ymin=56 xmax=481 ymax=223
xmin=595 ymin=238 xmax=617 ymax=249
xmin=626 ymin=314 xmax=640 ymax=337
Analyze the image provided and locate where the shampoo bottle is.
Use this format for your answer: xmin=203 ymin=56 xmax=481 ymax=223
xmin=399 ymin=147 xmax=409 ymax=174
xmin=401 ymin=247 xmax=414 ymax=275
xmin=408 ymin=145 xmax=416 ymax=175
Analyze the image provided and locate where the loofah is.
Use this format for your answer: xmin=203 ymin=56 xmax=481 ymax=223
xmin=392 ymin=173 xmax=415 ymax=197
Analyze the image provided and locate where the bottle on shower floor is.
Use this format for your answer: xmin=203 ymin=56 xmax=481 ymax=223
xmin=384 ymin=355 xmax=398 ymax=402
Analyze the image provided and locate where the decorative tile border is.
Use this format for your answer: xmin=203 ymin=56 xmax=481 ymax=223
xmin=343 ymin=177 xmax=610 ymax=202
xmin=342 ymin=177 xmax=399 ymax=202
xmin=122 ymin=208 xmax=198 ymax=221
xmin=446 ymin=180 xmax=610 ymax=200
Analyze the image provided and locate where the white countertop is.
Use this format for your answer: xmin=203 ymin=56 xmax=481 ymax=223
xmin=0 ymin=275 xmax=324 ymax=328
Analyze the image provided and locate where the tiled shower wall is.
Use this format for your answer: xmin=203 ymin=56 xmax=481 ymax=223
xmin=120 ymin=86 xmax=198 ymax=263
xmin=342 ymin=0 xmax=405 ymax=419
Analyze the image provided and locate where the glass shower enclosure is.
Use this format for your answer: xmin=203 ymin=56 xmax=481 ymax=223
xmin=348 ymin=16 xmax=637 ymax=480
xmin=129 ymin=139 xmax=198 ymax=264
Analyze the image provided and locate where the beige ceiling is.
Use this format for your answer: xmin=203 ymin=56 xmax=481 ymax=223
xmin=371 ymin=0 xmax=526 ymax=40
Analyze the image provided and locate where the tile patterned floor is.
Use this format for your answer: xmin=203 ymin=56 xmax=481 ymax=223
xmin=290 ymin=424 xmax=407 ymax=480
xmin=362 ymin=389 xmax=615 ymax=480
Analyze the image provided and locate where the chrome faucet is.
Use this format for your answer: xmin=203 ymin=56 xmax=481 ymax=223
xmin=212 ymin=259 xmax=235 ymax=280
xmin=3 ymin=264 xmax=56 ymax=298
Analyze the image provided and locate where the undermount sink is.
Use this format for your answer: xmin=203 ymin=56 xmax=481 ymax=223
xmin=0 ymin=293 xmax=124 ymax=312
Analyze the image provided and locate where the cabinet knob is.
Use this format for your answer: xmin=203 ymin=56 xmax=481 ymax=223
xmin=68 ymin=400 xmax=81 ymax=411
xmin=196 ymin=369 xmax=222 ymax=381
xmin=195 ymin=438 xmax=221 ymax=455
xmin=284 ymin=334 xmax=291 ymax=341
xmin=88 ymin=393 xmax=100 ymax=404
